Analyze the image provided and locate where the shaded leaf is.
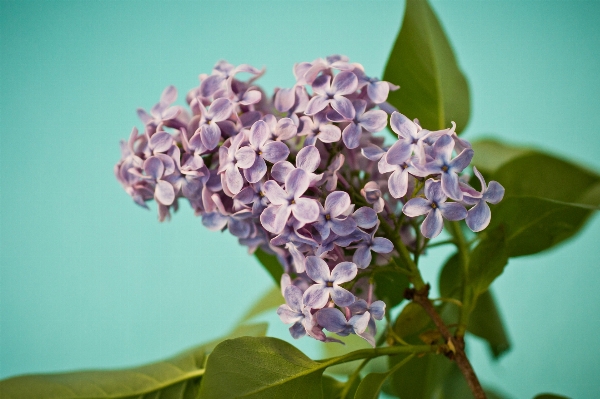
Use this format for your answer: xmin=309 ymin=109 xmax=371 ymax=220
xmin=439 ymin=254 xmax=510 ymax=358
xmin=469 ymin=226 xmax=509 ymax=295
xmin=239 ymin=285 xmax=283 ymax=323
xmin=388 ymin=352 xmax=452 ymax=399
xmin=0 ymin=323 xmax=268 ymax=399
xmin=383 ymin=0 xmax=470 ymax=131
xmin=393 ymin=302 xmax=431 ymax=339
xmin=373 ymin=268 xmax=410 ymax=310
xmin=489 ymin=196 xmax=595 ymax=257
xmin=491 ymin=153 xmax=599 ymax=203
xmin=468 ymin=290 xmax=510 ymax=358
xmin=321 ymin=374 xmax=360 ymax=399
xmin=471 ymin=139 xmax=533 ymax=175
xmin=198 ymin=336 xmax=326 ymax=398
xmin=354 ymin=370 xmax=392 ymax=399
xmin=254 ymin=247 xmax=284 ymax=285
xmin=322 ymin=334 xmax=371 ymax=376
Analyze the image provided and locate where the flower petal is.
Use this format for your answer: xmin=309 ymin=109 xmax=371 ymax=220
xmin=202 ymin=212 xmax=228 ymax=231
xmin=296 ymin=145 xmax=321 ymax=173
xmin=304 ymin=96 xmax=329 ymax=116
xmin=390 ymin=112 xmax=417 ymax=139
xmin=421 ymin=209 xmax=444 ymax=239
xmin=262 ymin=141 xmax=290 ymax=163
xmin=155 ymin=180 xmax=175 ymax=205
xmin=353 ymin=207 xmax=378 ymax=229
xmin=386 ymin=139 xmax=412 ymax=165
xmin=352 ymin=245 xmax=372 ymax=269
xmin=208 ymin=98 xmax=233 ymax=122
xmin=325 ymin=191 xmax=351 ymax=216
xmin=331 ymin=71 xmax=358 ymax=96
xmin=284 ymin=285 xmax=304 ymax=312
xmin=235 ymin=146 xmax=257 ymax=169
xmin=274 ymin=87 xmax=296 ymax=112
xmin=331 ymin=96 xmax=355 ymax=120
xmin=359 ymin=110 xmax=387 ymax=132
xmin=367 ymin=81 xmax=389 ymax=104
xmin=286 ymin=168 xmax=309 ymax=198
xmin=144 ymin=157 xmax=164 ymax=180
xmin=388 ymin=168 xmax=409 ymax=199
xmin=484 ymin=181 xmax=505 ymax=204
xmin=317 ymin=124 xmax=341 ymax=143
xmin=200 ymin=124 xmax=221 ymax=151
xmin=371 ymin=237 xmax=393 ymax=254
xmin=331 ymin=261 xmax=358 ymax=284
xmin=441 ymin=171 xmax=463 ymax=201
xmin=425 ymin=179 xmax=447 ymax=203
xmin=250 ymin=120 xmax=269 ymax=149
xmin=243 ymin=157 xmax=267 ymax=183
xmin=277 ymin=305 xmax=302 ymax=324
xmin=369 ymin=301 xmax=386 ymax=320
xmin=303 ymin=285 xmax=331 ymax=309
xmin=292 ymin=198 xmax=320 ymax=223
xmin=271 ymin=161 xmax=295 ymax=183
xmin=316 ymin=308 xmax=349 ymax=333
xmin=263 ymin=180 xmax=289 ymax=205
xmin=342 ymin=122 xmax=362 ymax=149
xmin=330 ymin=217 xmax=357 ymax=237
xmin=150 ymin=132 xmax=173 ymax=152
xmin=331 ymin=286 xmax=355 ymax=307
xmin=439 ymin=202 xmax=467 ymax=221
xmin=225 ymin=166 xmax=244 ymax=194
xmin=466 ymin=200 xmax=491 ymax=232
xmin=402 ymin=197 xmax=432 ymax=217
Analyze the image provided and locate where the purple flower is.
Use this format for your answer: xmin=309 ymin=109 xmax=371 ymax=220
xmin=218 ymin=133 xmax=255 ymax=195
xmin=305 ymin=71 xmax=358 ymax=120
xmin=142 ymin=155 xmax=176 ymax=206
xmin=271 ymin=145 xmax=323 ymax=186
xmin=298 ymin=111 xmax=342 ymax=145
xmin=418 ymin=134 xmax=474 ymax=201
xmin=260 ymin=168 xmax=320 ymax=234
xmin=313 ymin=191 xmax=357 ymax=240
xmin=197 ymin=98 xmax=234 ymax=151
xmin=238 ymin=120 xmax=290 ymax=183
xmin=462 ymin=167 xmax=505 ymax=232
xmin=302 ymin=55 xmax=353 ymax=84
xmin=137 ymin=85 xmax=180 ymax=128
xmin=327 ymin=99 xmax=387 ymax=149
xmin=316 ymin=307 xmax=375 ymax=347
xmin=302 ymin=257 xmax=357 ymax=308
xmin=234 ymin=180 xmax=270 ymax=216
xmin=199 ymin=61 xmax=262 ymax=98
xmin=403 ymin=179 xmax=467 ymax=239
xmin=277 ymin=285 xmax=317 ymax=339
xmin=385 ymin=111 xmax=431 ymax=166
xmin=354 ymin=66 xmax=398 ymax=104
xmin=352 ymin=227 xmax=394 ymax=269
xmin=322 ymin=153 xmax=345 ymax=191
xmin=361 ymin=181 xmax=384 ymax=213
xmin=348 ymin=299 xmax=386 ymax=338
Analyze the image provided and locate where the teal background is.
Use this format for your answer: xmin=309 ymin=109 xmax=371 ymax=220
xmin=1 ymin=1 xmax=599 ymax=397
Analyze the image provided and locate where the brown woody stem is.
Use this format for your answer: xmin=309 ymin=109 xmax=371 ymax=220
xmin=407 ymin=285 xmax=487 ymax=399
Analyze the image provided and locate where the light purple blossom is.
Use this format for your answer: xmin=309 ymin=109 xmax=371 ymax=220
xmin=197 ymin=98 xmax=234 ymax=151
xmin=313 ymin=191 xmax=357 ymax=240
xmin=302 ymin=257 xmax=357 ymax=308
xmin=297 ymin=111 xmax=341 ymax=145
xmin=316 ymin=307 xmax=375 ymax=347
xmin=403 ymin=179 xmax=467 ymax=239
xmin=260 ymin=168 xmax=319 ymax=234
xmin=277 ymin=285 xmax=320 ymax=339
xmin=327 ymin=99 xmax=387 ymax=149
xmin=462 ymin=167 xmax=505 ymax=232
xmin=352 ymin=227 xmax=394 ymax=269
xmin=385 ymin=111 xmax=431 ymax=166
xmin=305 ymin=71 xmax=358 ymax=120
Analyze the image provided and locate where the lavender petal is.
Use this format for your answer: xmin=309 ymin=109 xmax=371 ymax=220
xmin=466 ymin=200 xmax=491 ymax=232
xmin=342 ymin=122 xmax=362 ymax=149
xmin=421 ymin=209 xmax=444 ymax=239
xmin=262 ymin=141 xmax=290 ymax=163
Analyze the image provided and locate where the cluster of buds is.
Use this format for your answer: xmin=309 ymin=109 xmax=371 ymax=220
xmin=114 ymin=55 xmax=504 ymax=346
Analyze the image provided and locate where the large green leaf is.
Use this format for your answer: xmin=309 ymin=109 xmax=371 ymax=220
xmin=198 ymin=336 xmax=328 ymax=398
xmin=471 ymin=139 xmax=533 ymax=175
xmin=254 ymin=247 xmax=284 ymax=285
xmin=491 ymin=153 xmax=599 ymax=203
xmin=468 ymin=226 xmax=509 ymax=295
xmin=388 ymin=352 xmax=452 ymax=399
xmin=0 ymin=323 xmax=268 ymax=399
xmin=489 ymin=196 xmax=595 ymax=257
xmin=439 ymin=254 xmax=510 ymax=358
xmin=393 ymin=302 xmax=432 ymax=339
xmin=383 ymin=0 xmax=470 ymax=131
xmin=373 ymin=268 xmax=410 ymax=310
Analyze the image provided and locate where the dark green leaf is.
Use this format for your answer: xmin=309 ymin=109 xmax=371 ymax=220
xmin=354 ymin=371 xmax=392 ymax=399
xmin=393 ymin=303 xmax=431 ymax=339
xmin=388 ymin=353 xmax=452 ymax=399
xmin=321 ymin=374 xmax=360 ymax=399
xmin=471 ymin=139 xmax=533 ymax=175
xmin=469 ymin=226 xmax=509 ymax=295
xmin=0 ymin=323 xmax=268 ymax=399
xmin=198 ymin=336 xmax=326 ymax=399
xmin=488 ymin=196 xmax=595 ymax=257
xmin=322 ymin=334 xmax=371 ymax=376
xmin=373 ymin=268 xmax=410 ymax=310
xmin=533 ymin=394 xmax=571 ymax=399
xmin=468 ymin=290 xmax=510 ymax=358
xmin=439 ymin=255 xmax=510 ymax=358
xmin=254 ymin=248 xmax=284 ymax=285
xmin=239 ymin=285 xmax=282 ymax=323
xmin=383 ymin=0 xmax=470 ymax=131
xmin=491 ymin=153 xmax=599 ymax=203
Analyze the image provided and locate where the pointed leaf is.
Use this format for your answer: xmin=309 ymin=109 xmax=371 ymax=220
xmin=254 ymin=248 xmax=284 ymax=286
xmin=383 ymin=0 xmax=470 ymax=131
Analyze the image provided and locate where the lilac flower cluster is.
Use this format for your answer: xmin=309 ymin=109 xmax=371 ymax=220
xmin=115 ymin=55 xmax=504 ymax=346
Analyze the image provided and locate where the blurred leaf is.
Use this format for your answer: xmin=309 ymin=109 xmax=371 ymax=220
xmin=469 ymin=290 xmax=510 ymax=358
xmin=579 ymin=181 xmax=600 ymax=206
xmin=373 ymin=268 xmax=410 ymax=310
xmin=393 ymin=302 xmax=432 ymax=339
xmin=321 ymin=374 xmax=360 ymax=399
xmin=469 ymin=226 xmax=509 ymax=295
xmin=354 ymin=371 xmax=390 ymax=399
xmin=491 ymin=153 xmax=599 ymax=203
xmin=533 ymin=394 xmax=571 ymax=399
xmin=388 ymin=353 xmax=452 ymax=399
xmin=0 ymin=323 xmax=268 ymax=399
xmin=383 ymin=0 xmax=470 ymax=131
xmin=199 ymin=336 xmax=326 ymax=398
xmin=323 ymin=333 xmax=372 ymax=376
xmin=254 ymin=247 xmax=284 ymax=285
xmin=439 ymin=254 xmax=510 ymax=358
xmin=471 ymin=139 xmax=533 ymax=175
xmin=239 ymin=285 xmax=282 ymax=323
xmin=489 ymin=196 xmax=595 ymax=257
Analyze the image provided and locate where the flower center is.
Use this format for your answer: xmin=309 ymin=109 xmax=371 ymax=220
xmin=441 ymin=165 xmax=449 ymax=172
xmin=326 ymin=281 xmax=334 ymax=288
xmin=325 ymin=214 xmax=331 ymax=220
xmin=431 ymin=202 xmax=437 ymax=209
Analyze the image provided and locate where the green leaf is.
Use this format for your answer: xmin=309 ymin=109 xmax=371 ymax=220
xmin=468 ymin=226 xmax=509 ymax=295
xmin=373 ymin=268 xmax=410 ymax=310
xmin=393 ymin=302 xmax=432 ymax=339
xmin=533 ymin=394 xmax=571 ymax=399
xmin=439 ymin=255 xmax=510 ymax=358
xmin=388 ymin=352 xmax=452 ymax=399
xmin=321 ymin=374 xmax=360 ymax=399
xmin=322 ymin=334 xmax=372 ymax=376
xmin=254 ymin=248 xmax=284 ymax=285
xmin=383 ymin=0 xmax=470 ymax=131
xmin=354 ymin=371 xmax=389 ymax=399
xmin=488 ymin=196 xmax=595 ymax=257
xmin=239 ymin=285 xmax=282 ymax=323
xmin=491 ymin=153 xmax=599 ymax=203
xmin=0 ymin=323 xmax=268 ymax=399
xmin=471 ymin=139 xmax=533 ymax=175
xmin=468 ymin=290 xmax=510 ymax=358
xmin=198 ymin=336 xmax=327 ymax=399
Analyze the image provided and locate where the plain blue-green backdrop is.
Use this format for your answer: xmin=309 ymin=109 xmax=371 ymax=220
xmin=1 ymin=1 xmax=599 ymax=398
